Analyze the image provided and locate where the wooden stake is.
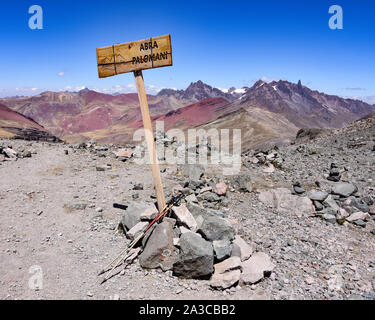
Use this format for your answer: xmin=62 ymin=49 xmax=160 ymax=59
xmin=133 ymin=70 xmax=166 ymax=211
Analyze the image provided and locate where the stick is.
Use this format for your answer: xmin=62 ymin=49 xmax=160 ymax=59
xmin=134 ymin=70 xmax=166 ymax=211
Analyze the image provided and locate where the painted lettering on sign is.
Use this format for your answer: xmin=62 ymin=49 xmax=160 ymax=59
xmin=96 ymin=35 xmax=172 ymax=78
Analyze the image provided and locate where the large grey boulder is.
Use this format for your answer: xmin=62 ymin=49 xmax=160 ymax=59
xmin=213 ymin=239 xmax=232 ymax=262
xmin=331 ymin=183 xmax=358 ymax=198
xmin=186 ymin=202 xmax=217 ymax=229
xmin=173 ymin=232 xmax=214 ymax=278
xmin=139 ymin=221 xmax=175 ymax=271
xmin=198 ymin=215 xmax=235 ymax=242
xmin=120 ymin=202 xmax=149 ymax=231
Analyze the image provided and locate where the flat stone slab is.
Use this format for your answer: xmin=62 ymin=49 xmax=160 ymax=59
xmin=172 ymin=204 xmax=198 ymax=232
xmin=214 ymin=256 xmax=242 ymax=274
xmin=210 ymin=269 xmax=241 ymax=290
xmin=140 ymin=204 xmax=159 ymax=221
xmin=232 ymin=235 xmax=255 ymax=262
xmin=331 ymin=183 xmax=358 ymax=197
xmin=259 ymin=188 xmax=315 ymax=217
xmin=346 ymin=211 xmax=371 ymax=222
xmin=126 ymin=221 xmax=148 ymax=240
xmin=241 ymin=252 xmax=275 ymax=285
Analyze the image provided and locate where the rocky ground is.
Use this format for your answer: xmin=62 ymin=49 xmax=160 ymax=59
xmin=0 ymin=115 xmax=374 ymax=300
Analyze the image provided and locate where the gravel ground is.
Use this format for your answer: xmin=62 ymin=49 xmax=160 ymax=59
xmin=0 ymin=115 xmax=374 ymax=300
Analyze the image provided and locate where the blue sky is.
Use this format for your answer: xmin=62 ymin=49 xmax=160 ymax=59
xmin=0 ymin=0 xmax=374 ymax=103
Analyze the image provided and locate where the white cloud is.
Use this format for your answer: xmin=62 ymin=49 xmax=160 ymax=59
xmin=58 ymin=71 xmax=65 ymax=77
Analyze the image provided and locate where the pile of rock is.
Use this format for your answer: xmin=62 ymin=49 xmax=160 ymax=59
xmin=306 ymin=182 xmax=374 ymax=229
xmin=118 ymin=200 xmax=275 ymax=290
xmin=70 ymin=140 xmax=135 ymax=162
xmin=247 ymin=149 xmax=283 ymax=171
xmin=0 ymin=145 xmax=32 ymax=162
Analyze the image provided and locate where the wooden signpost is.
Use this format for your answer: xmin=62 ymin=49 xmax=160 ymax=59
xmin=96 ymin=35 xmax=173 ymax=211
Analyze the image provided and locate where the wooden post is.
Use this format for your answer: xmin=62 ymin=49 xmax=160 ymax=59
xmin=134 ymin=70 xmax=166 ymax=211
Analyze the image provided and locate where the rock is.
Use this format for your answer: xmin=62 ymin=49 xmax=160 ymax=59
xmin=114 ymin=148 xmax=133 ymax=159
xmin=336 ymin=208 xmax=350 ymax=222
xmin=210 ymin=257 xmax=242 ymax=290
xmin=293 ymin=186 xmax=306 ymax=194
xmin=198 ymin=215 xmax=235 ymax=242
xmin=173 ymin=238 xmax=180 ymax=247
xmin=126 ymin=221 xmax=148 ymax=240
xmin=22 ymin=150 xmax=32 ymax=158
xmin=64 ymin=202 xmax=87 ymax=211
xmin=96 ymin=164 xmax=111 ymax=171
xmin=346 ymin=211 xmax=371 ymax=222
xmin=307 ymin=190 xmax=329 ymax=202
xmin=241 ymin=252 xmax=275 ymax=285
xmin=120 ymin=203 xmax=149 ymax=231
xmin=232 ymin=236 xmax=255 ymax=261
xmin=179 ymin=225 xmax=191 ymax=234
xmin=202 ymin=192 xmax=221 ymax=202
xmin=186 ymin=202 xmax=216 ymax=226
xmin=185 ymin=194 xmax=198 ymax=204
xmin=353 ymin=220 xmax=366 ymax=228
xmin=139 ymin=221 xmax=175 ymax=271
xmin=259 ymin=188 xmax=315 ymax=217
xmin=322 ymin=213 xmax=337 ymax=224
xmin=213 ymin=182 xmax=227 ymax=196
xmin=181 ymin=164 xmax=205 ymax=181
xmin=331 ymin=183 xmax=358 ymax=197
xmin=263 ymin=163 xmax=275 ymax=173
xmin=140 ymin=204 xmax=158 ymax=221
xmin=213 ymin=239 xmax=232 ymax=262
xmin=163 ymin=217 xmax=177 ymax=229
xmin=350 ymin=198 xmax=370 ymax=213
xmin=133 ymin=183 xmax=143 ymax=190
xmin=313 ymin=201 xmax=324 ymax=211
xmin=230 ymin=174 xmax=252 ymax=192
xmin=141 ymin=224 xmax=157 ymax=248
xmin=200 ymin=186 xmax=212 ymax=194
xmin=3 ymin=147 xmax=17 ymax=158
xmin=0 ymin=154 xmax=5 ymax=162
xmin=231 ymin=243 xmax=241 ymax=258
xmin=322 ymin=195 xmax=340 ymax=212
xmin=214 ymin=256 xmax=242 ymax=274
xmin=172 ymin=204 xmax=197 ymax=232
xmin=361 ymin=196 xmax=374 ymax=206
xmin=173 ymin=232 xmax=214 ymax=278
xmin=210 ymin=269 xmax=241 ymax=290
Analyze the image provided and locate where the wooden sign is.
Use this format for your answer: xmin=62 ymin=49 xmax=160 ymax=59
xmin=96 ymin=35 xmax=172 ymax=212
xmin=96 ymin=34 xmax=172 ymax=78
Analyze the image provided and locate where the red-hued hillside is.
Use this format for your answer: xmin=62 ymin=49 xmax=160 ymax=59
xmin=130 ymin=97 xmax=229 ymax=130
xmin=0 ymin=103 xmax=60 ymax=141
xmin=0 ymin=103 xmax=43 ymax=129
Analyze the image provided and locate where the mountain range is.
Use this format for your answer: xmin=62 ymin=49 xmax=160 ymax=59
xmin=0 ymin=79 xmax=373 ymax=149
